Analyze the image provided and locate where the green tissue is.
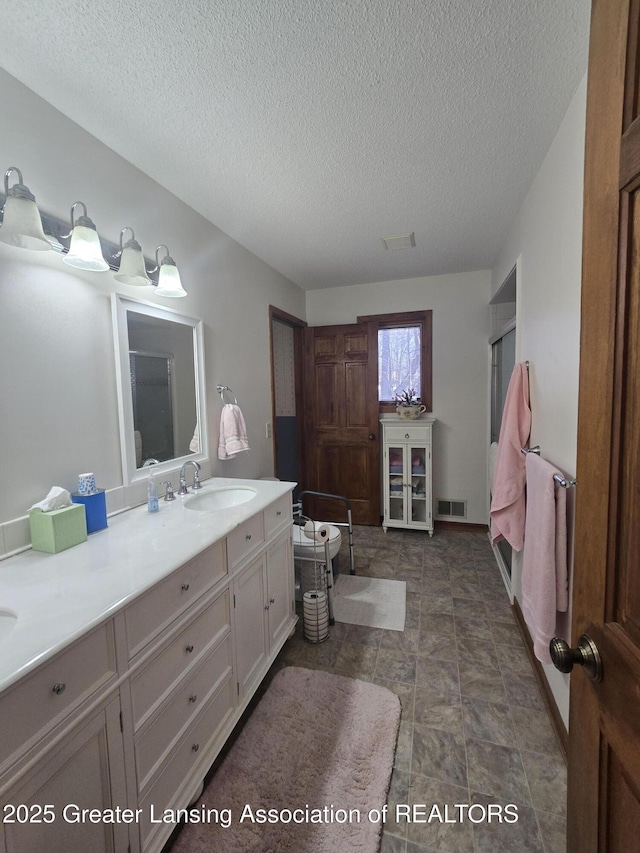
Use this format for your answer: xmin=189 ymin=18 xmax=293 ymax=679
xmin=29 ymin=504 xmax=87 ymax=554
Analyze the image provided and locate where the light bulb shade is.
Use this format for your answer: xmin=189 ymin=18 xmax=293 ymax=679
xmin=155 ymin=258 xmax=187 ymax=297
xmin=0 ymin=194 xmax=51 ymax=251
xmin=64 ymin=223 xmax=109 ymax=271
xmin=114 ymin=240 xmax=151 ymax=286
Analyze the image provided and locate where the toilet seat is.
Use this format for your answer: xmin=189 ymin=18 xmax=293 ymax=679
xmin=292 ymin=523 xmax=342 ymax=561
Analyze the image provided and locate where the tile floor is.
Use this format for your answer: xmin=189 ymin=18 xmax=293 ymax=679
xmin=274 ymin=524 xmax=567 ymax=853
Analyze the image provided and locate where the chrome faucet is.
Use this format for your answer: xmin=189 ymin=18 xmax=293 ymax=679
xmin=178 ymin=460 xmax=202 ymax=495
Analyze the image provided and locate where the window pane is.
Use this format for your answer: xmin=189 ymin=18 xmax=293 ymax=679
xmin=378 ymin=326 xmax=421 ymax=400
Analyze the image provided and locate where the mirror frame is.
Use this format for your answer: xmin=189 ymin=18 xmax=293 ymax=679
xmin=111 ymin=293 xmax=208 ymax=487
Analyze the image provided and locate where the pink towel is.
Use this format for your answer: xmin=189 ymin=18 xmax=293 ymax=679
xmin=521 ymin=453 xmax=568 ymax=664
xmin=218 ymin=404 xmax=250 ymax=460
xmin=490 ymin=363 xmax=531 ymax=550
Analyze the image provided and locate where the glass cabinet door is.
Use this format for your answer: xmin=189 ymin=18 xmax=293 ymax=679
xmin=388 ymin=444 xmax=405 ymax=522
xmin=409 ymin=445 xmax=427 ymax=523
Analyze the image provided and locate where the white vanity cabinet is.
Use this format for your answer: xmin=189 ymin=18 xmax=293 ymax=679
xmin=0 ymin=622 xmax=128 ymax=853
xmin=0 ymin=481 xmax=296 ymax=853
xmin=265 ymin=528 xmax=295 ymax=650
xmin=233 ymin=526 xmax=295 ymax=700
xmin=381 ymin=418 xmax=435 ymax=536
xmin=233 ymin=554 xmax=268 ymax=698
xmin=130 ymin=492 xmax=295 ymax=853
xmin=0 ymin=696 xmax=128 ymax=853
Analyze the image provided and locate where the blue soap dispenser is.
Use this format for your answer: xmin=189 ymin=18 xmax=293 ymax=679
xmin=147 ymin=470 xmax=159 ymax=513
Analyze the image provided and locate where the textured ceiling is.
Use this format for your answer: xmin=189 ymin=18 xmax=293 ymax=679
xmin=0 ymin=1 xmax=590 ymax=290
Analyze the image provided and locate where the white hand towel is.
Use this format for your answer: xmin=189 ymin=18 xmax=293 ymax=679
xmin=218 ymin=404 xmax=250 ymax=460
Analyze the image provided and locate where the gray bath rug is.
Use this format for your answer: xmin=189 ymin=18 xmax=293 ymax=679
xmin=332 ymin=574 xmax=406 ymax=631
xmin=170 ymin=666 xmax=401 ymax=853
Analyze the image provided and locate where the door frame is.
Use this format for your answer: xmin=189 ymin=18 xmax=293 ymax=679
xmin=268 ymin=306 xmax=307 ymax=487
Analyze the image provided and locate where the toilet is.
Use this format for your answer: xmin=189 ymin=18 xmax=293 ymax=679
xmin=292 ymin=522 xmax=342 ymax=601
xmin=292 ymin=522 xmax=343 ymax=562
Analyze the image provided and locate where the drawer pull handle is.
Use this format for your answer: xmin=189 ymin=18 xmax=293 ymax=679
xmin=186 ymin=644 xmax=194 ymax=653
xmin=405 ymin=433 xmax=410 ymax=439
xmin=189 ymin=694 xmax=197 ymax=703
xmin=276 ymin=511 xmax=282 ymax=516
xmin=181 ymin=583 xmax=190 ymax=591
xmin=270 ymin=598 xmax=275 ymax=604
xmin=192 ymin=743 xmax=200 ymax=753
xmin=52 ymin=682 xmax=66 ymax=695
xmin=264 ymin=605 xmax=269 ymax=611
xmin=245 ymin=533 xmax=252 ymax=541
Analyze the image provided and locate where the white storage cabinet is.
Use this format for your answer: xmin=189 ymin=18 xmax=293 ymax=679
xmin=381 ymin=417 xmax=435 ymax=536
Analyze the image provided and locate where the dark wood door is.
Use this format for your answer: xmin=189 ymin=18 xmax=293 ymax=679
xmin=303 ymin=323 xmax=380 ymax=525
xmin=569 ymin=0 xmax=640 ymax=848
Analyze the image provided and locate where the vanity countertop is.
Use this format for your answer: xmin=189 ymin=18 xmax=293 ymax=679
xmin=0 ymin=477 xmax=295 ymax=693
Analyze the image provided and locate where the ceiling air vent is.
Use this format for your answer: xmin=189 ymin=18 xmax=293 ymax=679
xmin=436 ymin=499 xmax=467 ymax=519
xmin=381 ymin=232 xmax=416 ymax=250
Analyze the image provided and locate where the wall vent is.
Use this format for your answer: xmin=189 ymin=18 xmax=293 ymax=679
xmin=436 ymin=499 xmax=467 ymax=519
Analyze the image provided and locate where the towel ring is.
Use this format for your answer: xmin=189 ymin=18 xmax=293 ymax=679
xmin=216 ymin=384 xmax=238 ymax=405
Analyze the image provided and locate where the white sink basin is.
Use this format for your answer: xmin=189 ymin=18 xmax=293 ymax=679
xmin=184 ymin=487 xmax=257 ymax=512
xmin=0 ymin=608 xmax=17 ymax=643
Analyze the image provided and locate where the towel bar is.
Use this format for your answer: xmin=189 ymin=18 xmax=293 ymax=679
xmin=520 ymin=447 xmax=576 ymax=488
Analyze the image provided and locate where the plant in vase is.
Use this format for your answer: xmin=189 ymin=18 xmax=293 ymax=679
xmin=394 ymin=388 xmax=427 ymax=420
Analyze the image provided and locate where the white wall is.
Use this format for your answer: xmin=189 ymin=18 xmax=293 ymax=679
xmin=0 ymin=69 xmax=305 ymax=556
xmin=306 ymin=270 xmax=492 ymax=525
xmin=491 ymin=74 xmax=587 ymax=728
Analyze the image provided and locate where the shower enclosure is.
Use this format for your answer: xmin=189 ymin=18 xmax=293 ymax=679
xmin=489 ymin=260 xmax=518 ymax=591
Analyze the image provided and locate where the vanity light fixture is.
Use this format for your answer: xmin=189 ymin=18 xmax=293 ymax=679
xmin=0 ymin=166 xmax=51 ymax=251
xmin=113 ymin=227 xmax=151 ymax=286
xmin=153 ymin=244 xmax=187 ymax=297
xmin=63 ymin=201 xmax=109 ymax=271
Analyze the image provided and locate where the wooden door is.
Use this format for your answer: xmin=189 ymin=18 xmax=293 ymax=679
xmin=569 ymin=0 xmax=640 ymax=848
xmin=303 ymin=323 xmax=380 ymax=525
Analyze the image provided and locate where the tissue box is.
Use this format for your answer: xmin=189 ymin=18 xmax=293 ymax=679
xmin=29 ymin=504 xmax=87 ymax=554
xmin=71 ymin=489 xmax=107 ymax=534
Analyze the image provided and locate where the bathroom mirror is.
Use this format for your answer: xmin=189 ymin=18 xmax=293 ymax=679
xmin=112 ymin=294 xmax=208 ymax=485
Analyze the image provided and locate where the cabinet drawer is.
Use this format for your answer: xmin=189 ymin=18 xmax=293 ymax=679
xmin=264 ymin=493 xmax=292 ymax=537
xmin=125 ymin=540 xmax=226 ymax=658
xmin=135 ymin=634 xmax=233 ymax=791
xmin=226 ymin=514 xmax=265 ymax=569
xmin=139 ymin=675 xmax=236 ymax=846
xmin=384 ymin=424 xmax=432 ymax=443
xmin=0 ymin=622 xmax=116 ymax=768
xmin=130 ymin=590 xmax=230 ymax=729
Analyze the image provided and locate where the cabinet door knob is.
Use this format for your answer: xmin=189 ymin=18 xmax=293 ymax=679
xmin=245 ymin=534 xmax=252 ymax=541
xmin=368 ymin=433 xmax=376 ymax=440
xmin=189 ymin=694 xmax=197 ymax=703
xmin=185 ymin=644 xmax=194 ymax=653
xmin=405 ymin=433 xmax=410 ymax=439
xmin=264 ymin=605 xmax=269 ymax=611
xmin=52 ymin=682 xmax=66 ymax=695
xmin=192 ymin=743 xmax=200 ymax=753
xmin=270 ymin=597 xmax=275 ymax=604
xmin=276 ymin=510 xmax=282 ymax=516
xmin=181 ymin=583 xmax=190 ymax=591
